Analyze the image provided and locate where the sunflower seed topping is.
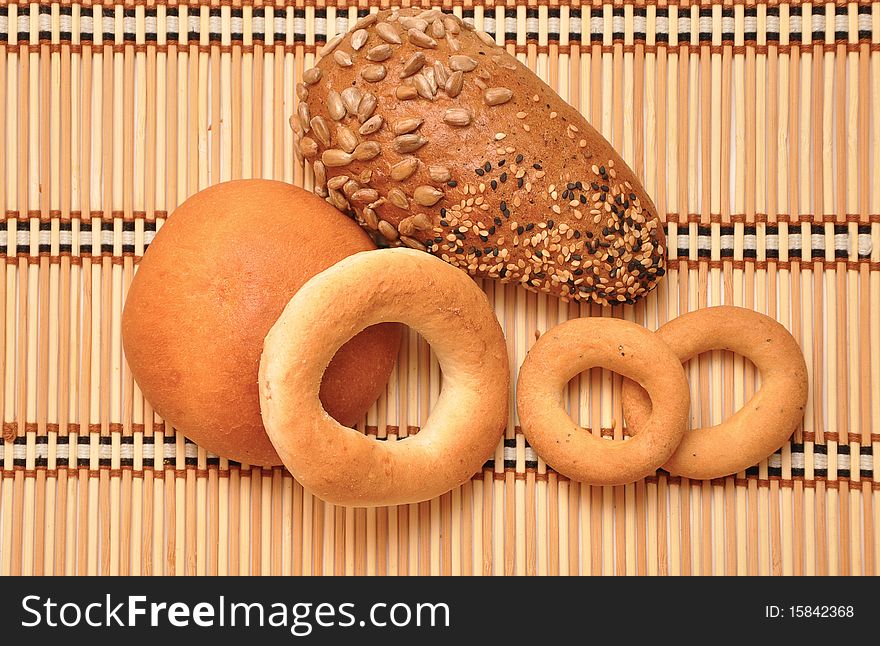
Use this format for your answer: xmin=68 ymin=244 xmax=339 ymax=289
xmin=309 ymin=116 xmax=331 ymax=147
xmin=443 ymin=17 xmax=461 ymax=34
xmin=443 ymin=108 xmax=472 ymax=126
xmin=350 ymin=29 xmax=369 ymax=51
xmin=352 ymin=188 xmax=379 ymax=203
xmin=484 ymin=87 xmax=513 ymax=106
xmin=433 ymin=62 xmax=449 ymax=87
xmin=327 ymin=175 xmax=348 ymax=190
xmin=413 ymin=185 xmax=444 ymax=206
xmin=393 ymin=134 xmax=428 ymax=154
xmin=327 ymin=91 xmax=346 ymax=121
xmin=356 ymin=93 xmax=377 ymax=123
xmin=341 ymin=87 xmax=362 ymax=116
xmin=358 ymin=115 xmax=383 ymax=135
xmin=319 ymin=34 xmax=344 ymax=58
xmin=354 ymin=14 xmax=378 ymax=30
xmin=353 ymin=140 xmax=381 ymax=161
xmin=428 ymin=165 xmax=452 ymax=183
xmin=393 ymin=117 xmax=423 ymax=135
xmin=400 ymin=52 xmax=426 ymax=78
xmin=449 ymin=55 xmax=478 ymax=72
xmin=476 ymin=30 xmax=497 ymax=47
xmin=376 ymin=22 xmax=402 ymax=44
xmin=342 ymin=180 xmax=360 ymax=197
xmin=391 ymin=157 xmax=419 ymax=181
xmin=413 ymin=73 xmax=434 ymax=100
xmin=431 ymin=20 xmax=446 ymax=39
xmin=366 ymin=44 xmax=393 ymax=62
xmin=444 ymin=71 xmax=464 ymax=97
xmin=446 ymin=35 xmax=462 ymax=53
xmin=322 ymin=149 xmax=352 ymax=167
xmin=388 ymin=188 xmax=410 ymax=209
xmin=313 ymin=160 xmax=326 ymax=186
xmin=335 ymin=127 xmax=359 ymax=153
xmin=378 ymin=220 xmax=399 ymax=241
xmin=400 ymin=17 xmax=428 ymax=32
xmin=361 ymin=64 xmax=387 ymax=82
xmin=299 ymin=137 xmax=318 ymax=158
xmin=408 ymin=29 xmax=437 ymax=48
xmin=333 ymin=50 xmax=353 ymax=67
xmin=296 ymin=83 xmax=308 ymax=101
xmin=396 ymin=85 xmax=419 ymax=100
xmin=297 ymin=103 xmax=311 ymax=132
xmin=302 ymin=67 xmax=322 ymax=85
xmin=361 ymin=207 xmax=379 ymax=229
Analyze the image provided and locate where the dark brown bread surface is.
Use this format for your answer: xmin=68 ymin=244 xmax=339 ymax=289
xmin=296 ymin=8 xmax=666 ymax=305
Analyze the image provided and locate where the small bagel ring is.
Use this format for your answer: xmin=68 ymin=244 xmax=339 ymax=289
xmin=516 ymin=318 xmax=690 ymax=485
xmin=621 ymin=306 xmax=808 ymax=480
xmin=259 ymin=248 xmax=509 ymax=507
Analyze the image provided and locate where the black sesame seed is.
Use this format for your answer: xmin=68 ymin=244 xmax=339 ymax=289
xmin=547 ymin=219 xmax=554 ymax=228
xmin=630 ymin=192 xmax=637 ymax=200
xmin=440 ymin=208 xmax=447 ymax=216
xmin=516 ymin=154 xmax=524 ymax=163
xmin=434 ymin=237 xmax=443 ymax=243
xmin=602 ymin=227 xmax=611 ymax=236
xmin=456 ymin=246 xmax=464 ymax=254
xmin=500 ymin=173 xmax=508 ymax=183
xmin=576 ymin=182 xmax=583 ymax=189
xmin=567 ymin=183 xmax=575 ymax=190
xmin=591 ymin=182 xmax=599 ymax=190
xmin=498 ymin=159 xmax=505 ymax=166
xmin=500 ymin=268 xmax=508 ymax=278
xmin=479 ymin=235 xmax=489 ymax=242
xmin=493 ymin=248 xmax=500 ymax=256
xmin=440 ymin=219 xmax=448 ymax=226
xmin=456 ymin=232 xmax=466 ymax=240
xmin=516 ymin=226 xmax=524 ymax=234
xmin=525 ymin=223 xmax=535 ymax=231
xmin=500 ymin=201 xmax=507 ymax=211
xmin=494 ymin=217 xmax=503 ymax=226
xmin=484 ymin=162 xmax=492 ymax=172
xmin=656 ymin=267 xmax=666 ymax=277
xmin=448 ymin=180 xmax=458 ymax=187
xmin=599 ymin=166 xmax=606 ymax=175
xmin=580 ymin=195 xmax=587 ymax=204
xmin=488 ymin=226 xmax=496 ymax=234
xmin=491 ymin=180 xmax=498 ymax=190
xmin=569 ymin=286 xmax=577 ymax=294
xmin=533 ymin=163 xmax=542 ymax=170
xmin=601 ymin=185 xmax=609 ymax=192
xmin=571 ymin=254 xmax=582 ymax=261
xmin=574 ymin=269 xmax=583 ymax=276
xmin=475 ymin=250 xmax=483 ymax=257
xmin=573 ymin=230 xmax=580 ymax=239
xmin=476 ymin=168 xmax=485 ymax=176
xmin=562 ymin=190 xmax=569 ymax=200
xmin=517 ymin=178 xmax=524 ymax=188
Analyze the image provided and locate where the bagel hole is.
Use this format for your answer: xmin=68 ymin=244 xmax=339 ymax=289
xmin=331 ymin=327 xmax=442 ymax=442
xmin=561 ymin=350 xmax=758 ymax=439
xmin=611 ymin=350 xmax=760 ymax=432
xmin=562 ymin=368 xmax=632 ymax=441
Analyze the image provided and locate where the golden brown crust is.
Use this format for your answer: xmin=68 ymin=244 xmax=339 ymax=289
xmin=516 ymin=317 xmax=689 ymax=485
xmin=259 ymin=248 xmax=509 ymax=507
xmin=297 ymin=8 xmax=666 ymax=307
xmin=621 ymin=306 xmax=809 ymax=480
xmin=122 ymin=180 xmax=401 ymax=466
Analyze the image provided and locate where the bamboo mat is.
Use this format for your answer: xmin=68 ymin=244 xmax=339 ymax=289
xmin=0 ymin=0 xmax=877 ymax=577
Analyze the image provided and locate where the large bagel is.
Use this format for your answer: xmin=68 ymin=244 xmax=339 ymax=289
xmin=259 ymin=248 xmax=509 ymax=507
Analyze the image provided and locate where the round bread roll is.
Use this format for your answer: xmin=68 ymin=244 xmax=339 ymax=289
xmin=122 ymin=179 xmax=402 ymax=466
xmin=296 ymin=8 xmax=666 ymax=306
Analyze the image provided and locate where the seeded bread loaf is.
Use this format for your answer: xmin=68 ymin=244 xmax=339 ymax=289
xmin=295 ymin=8 xmax=666 ymax=305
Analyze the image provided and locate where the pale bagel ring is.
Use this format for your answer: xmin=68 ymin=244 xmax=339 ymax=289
xmin=516 ymin=318 xmax=690 ymax=485
xmin=259 ymin=248 xmax=509 ymax=507
xmin=621 ymin=306 xmax=808 ymax=480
